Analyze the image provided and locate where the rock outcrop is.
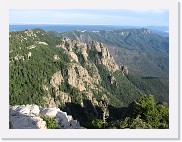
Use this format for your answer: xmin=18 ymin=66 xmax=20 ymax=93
xmin=120 ymin=65 xmax=129 ymax=76
xmin=88 ymin=41 xmax=119 ymax=72
xmin=53 ymin=55 xmax=60 ymax=61
xmin=9 ymin=104 xmax=84 ymax=129
xmin=69 ymin=51 xmax=79 ymax=62
xmin=50 ymin=38 xmax=121 ymax=107
xmin=43 ymin=62 xmax=100 ymax=107
xmin=56 ymin=38 xmax=119 ymax=73
xmin=43 ymin=71 xmax=72 ymax=107
xmin=11 ymin=32 xmax=122 ymax=110
xmin=50 ymin=71 xmax=64 ymax=91
xmin=56 ymin=38 xmax=79 ymax=62
xmin=108 ymin=74 xmax=116 ymax=85
xmin=67 ymin=63 xmax=100 ymax=91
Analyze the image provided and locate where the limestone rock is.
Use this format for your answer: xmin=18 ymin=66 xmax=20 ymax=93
xmin=67 ymin=63 xmax=99 ymax=91
xmin=10 ymin=115 xmax=47 ymax=129
xmin=120 ymin=65 xmax=129 ymax=76
xmin=88 ymin=41 xmax=102 ymax=52
xmin=42 ymin=85 xmax=49 ymax=92
xmin=56 ymin=111 xmax=70 ymax=128
xmin=81 ymin=49 xmax=88 ymax=61
xmin=69 ymin=51 xmax=79 ymax=62
xmin=108 ymin=74 xmax=116 ymax=85
xmin=14 ymin=54 xmax=25 ymax=61
xmin=29 ymin=105 xmax=40 ymax=116
xmin=76 ymin=42 xmax=88 ymax=61
xmin=10 ymin=104 xmax=40 ymax=116
xmin=43 ymin=84 xmax=72 ymax=108
xmin=9 ymin=105 xmax=46 ymax=129
xmin=37 ymin=41 xmax=48 ymax=45
xmin=88 ymin=41 xmax=119 ymax=72
xmin=56 ymin=38 xmax=119 ymax=73
xmin=69 ymin=120 xmax=81 ymax=128
xmin=43 ymin=93 xmax=57 ymax=108
xmin=40 ymin=107 xmax=60 ymax=118
xmin=53 ymin=55 xmax=60 ymax=61
xmin=55 ymin=91 xmax=71 ymax=105
xmin=99 ymin=46 xmax=119 ymax=72
xmin=27 ymin=52 xmax=32 ymax=59
xmin=9 ymin=104 xmax=84 ymax=129
xmin=43 ymin=71 xmax=70 ymax=108
xmin=50 ymin=71 xmax=64 ymax=91
xmin=56 ymin=38 xmax=80 ymax=63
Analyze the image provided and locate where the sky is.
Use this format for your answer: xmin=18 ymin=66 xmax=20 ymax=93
xmin=9 ymin=9 xmax=169 ymax=27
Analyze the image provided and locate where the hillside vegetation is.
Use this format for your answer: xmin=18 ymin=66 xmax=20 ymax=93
xmin=9 ymin=29 xmax=169 ymax=129
xmin=59 ymin=29 xmax=169 ymax=77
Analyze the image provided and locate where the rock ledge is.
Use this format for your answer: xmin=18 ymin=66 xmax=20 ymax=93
xmin=9 ymin=104 xmax=84 ymax=129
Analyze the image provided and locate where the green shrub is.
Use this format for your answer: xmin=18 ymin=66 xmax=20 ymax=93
xmin=9 ymin=122 xmax=13 ymax=129
xmin=119 ymin=115 xmax=152 ymax=129
xmin=131 ymin=95 xmax=169 ymax=128
xmin=86 ymin=119 xmax=103 ymax=129
xmin=41 ymin=115 xmax=59 ymax=129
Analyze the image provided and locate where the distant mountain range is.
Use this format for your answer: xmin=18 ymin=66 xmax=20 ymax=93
xmin=9 ymin=25 xmax=169 ymax=37
xmin=56 ymin=28 xmax=169 ymax=77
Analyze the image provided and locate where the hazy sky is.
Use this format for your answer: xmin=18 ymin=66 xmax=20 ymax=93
xmin=9 ymin=9 xmax=169 ymax=26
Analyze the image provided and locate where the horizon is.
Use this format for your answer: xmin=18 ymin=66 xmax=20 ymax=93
xmin=9 ymin=23 xmax=169 ymax=28
xmin=9 ymin=24 xmax=169 ymax=34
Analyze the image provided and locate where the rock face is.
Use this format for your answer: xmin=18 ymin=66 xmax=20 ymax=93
xmin=43 ymin=38 xmax=120 ymax=108
xmin=55 ymin=91 xmax=71 ymax=106
xmin=67 ymin=63 xmax=98 ymax=91
xmin=9 ymin=104 xmax=84 ymax=129
xmin=9 ymin=105 xmax=46 ymax=129
xmin=108 ymin=74 xmax=116 ymax=85
xmin=44 ymin=71 xmax=72 ymax=107
xmin=56 ymin=38 xmax=119 ymax=73
xmin=50 ymin=71 xmax=64 ymax=91
xmin=120 ymin=65 xmax=129 ymax=76
xmin=11 ymin=33 xmax=122 ymax=110
xmin=88 ymin=41 xmax=119 ymax=72
xmin=69 ymin=51 xmax=79 ymax=62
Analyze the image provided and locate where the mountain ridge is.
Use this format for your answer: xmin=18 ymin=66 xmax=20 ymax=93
xmin=10 ymin=25 xmax=169 ymax=37
xmin=9 ymin=28 xmax=169 ymax=129
xmin=58 ymin=28 xmax=169 ymax=77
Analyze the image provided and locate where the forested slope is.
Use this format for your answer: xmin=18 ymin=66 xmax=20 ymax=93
xmin=9 ymin=29 xmax=169 ymax=129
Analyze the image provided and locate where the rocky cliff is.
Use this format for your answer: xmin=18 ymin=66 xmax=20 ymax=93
xmin=41 ymin=37 xmax=122 ymax=108
xmin=56 ymin=38 xmax=119 ymax=72
xmin=9 ymin=104 xmax=83 ymax=129
xmin=60 ymin=29 xmax=169 ymax=77
xmin=9 ymin=28 xmax=169 ymax=129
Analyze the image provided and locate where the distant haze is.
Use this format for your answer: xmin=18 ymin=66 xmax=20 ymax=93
xmin=9 ymin=25 xmax=169 ymax=37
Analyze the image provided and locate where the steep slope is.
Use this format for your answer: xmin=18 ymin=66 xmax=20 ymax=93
xmin=9 ymin=28 xmax=168 ymax=128
xmin=10 ymin=29 xmax=147 ymax=107
xmin=59 ymin=29 xmax=169 ymax=77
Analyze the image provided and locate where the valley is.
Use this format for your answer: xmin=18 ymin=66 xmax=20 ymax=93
xmin=9 ymin=27 xmax=169 ymax=129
